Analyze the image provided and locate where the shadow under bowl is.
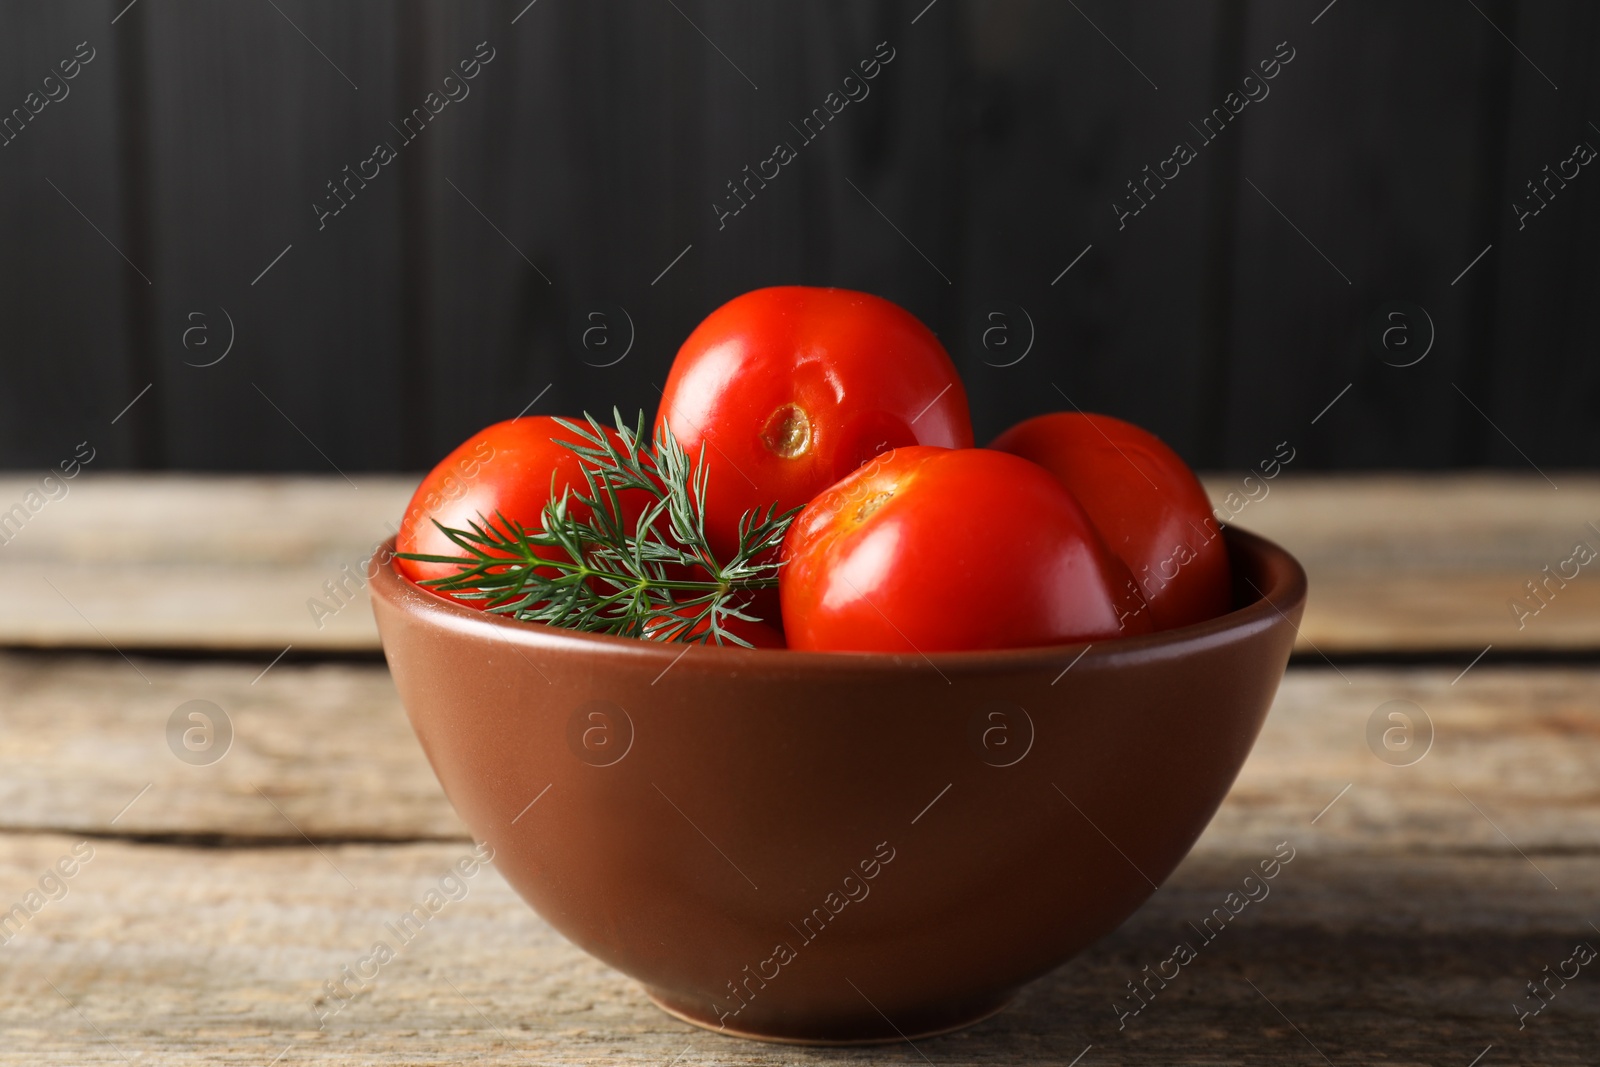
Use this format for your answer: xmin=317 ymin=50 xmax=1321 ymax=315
xmin=369 ymin=527 xmax=1306 ymax=1044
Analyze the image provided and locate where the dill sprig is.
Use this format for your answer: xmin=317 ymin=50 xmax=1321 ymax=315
xmin=396 ymin=409 xmax=796 ymax=647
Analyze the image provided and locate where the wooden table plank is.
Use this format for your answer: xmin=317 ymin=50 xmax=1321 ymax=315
xmin=4 ymin=473 xmax=1592 ymax=1063
xmin=2 ymin=659 xmax=1595 ymax=1062
xmin=0 ymin=474 xmax=406 ymax=652
xmin=2 ymin=654 xmax=1594 ymax=852
xmin=3 ymin=473 xmax=1595 ymax=655
xmin=1 ymin=839 xmax=1593 ymax=1065
xmin=1204 ymin=473 xmax=1600 ymax=654
xmin=0 ymin=652 xmax=464 ymax=842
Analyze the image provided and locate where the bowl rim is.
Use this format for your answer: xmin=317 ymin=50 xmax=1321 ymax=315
xmin=368 ymin=527 xmax=1307 ymax=677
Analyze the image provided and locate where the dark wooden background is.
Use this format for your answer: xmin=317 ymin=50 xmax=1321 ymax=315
xmin=1 ymin=0 xmax=1596 ymax=474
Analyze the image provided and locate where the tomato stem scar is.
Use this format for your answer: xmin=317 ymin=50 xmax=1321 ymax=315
xmin=762 ymin=404 xmax=812 ymax=459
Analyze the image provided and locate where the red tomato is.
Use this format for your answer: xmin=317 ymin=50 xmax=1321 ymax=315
xmin=656 ymin=287 xmax=973 ymax=559
xmin=780 ymin=446 xmax=1152 ymax=653
xmin=990 ymin=413 xmax=1231 ymax=630
xmin=396 ymin=417 xmax=614 ymax=607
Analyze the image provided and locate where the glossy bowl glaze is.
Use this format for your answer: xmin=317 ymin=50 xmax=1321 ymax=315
xmin=370 ymin=528 xmax=1305 ymax=1044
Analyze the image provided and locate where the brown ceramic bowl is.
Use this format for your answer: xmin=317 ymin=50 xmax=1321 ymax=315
xmin=370 ymin=528 xmax=1305 ymax=1044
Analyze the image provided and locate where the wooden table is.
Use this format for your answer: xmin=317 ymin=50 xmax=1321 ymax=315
xmin=2 ymin=473 xmax=1596 ymax=1065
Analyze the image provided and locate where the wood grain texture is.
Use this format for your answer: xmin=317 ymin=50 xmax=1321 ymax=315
xmin=0 ymin=473 xmax=408 ymax=652
xmin=0 ymin=651 xmax=463 ymax=843
xmin=2 ymin=651 xmax=1596 ymax=856
xmin=0 ymin=845 xmax=1594 ymax=1063
xmin=2 ymin=5 xmax=1595 ymax=1061
xmin=2 ymin=473 xmax=1596 ymax=653
xmin=1 ymin=658 xmax=1596 ymax=1061
xmin=1206 ymin=473 xmax=1600 ymax=652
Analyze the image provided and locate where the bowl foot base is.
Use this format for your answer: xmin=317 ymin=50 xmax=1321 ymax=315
xmin=643 ymin=984 xmax=1016 ymax=1046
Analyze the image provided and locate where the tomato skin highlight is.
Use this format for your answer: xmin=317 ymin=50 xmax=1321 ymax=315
xmin=656 ymin=287 xmax=973 ymax=559
xmin=990 ymin=413 xmax=1231 ymax=630
xmin=779 ymin=446 xmax=1152 ymax=653
xmin=396 ymin=417 xmax=617 ymax=608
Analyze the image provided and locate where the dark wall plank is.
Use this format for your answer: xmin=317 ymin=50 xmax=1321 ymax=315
xmin=1223 ymin=0 xmax=1517 ymax=472
xmin=139 ymin=0 xmax=407 ymax=473
xmin=953 ymin=0 xmax=1238 ymax=459
xmin=413 ymin=0 xmax=961 ymax=463
xmin=0 ymin=2 xmax=143 ymax=470
xmin=1479 ymin=1 xmax=1600 ymax=472
xmin=1 ymin=0 xmax=1597 ymax=474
